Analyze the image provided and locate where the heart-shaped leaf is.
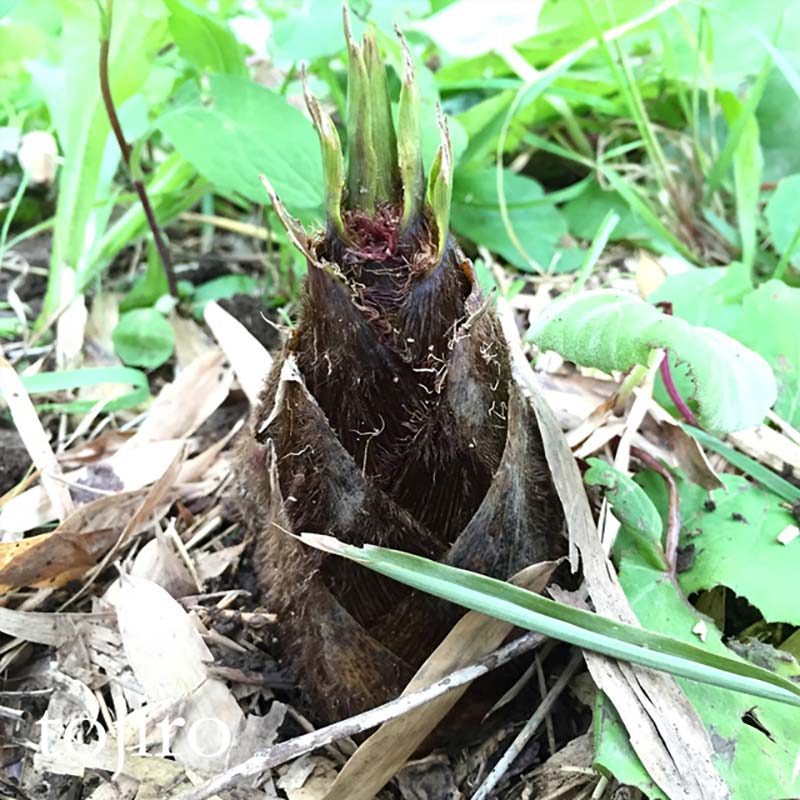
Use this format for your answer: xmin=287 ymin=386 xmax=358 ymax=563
xmin=530 ymin=290 xmax=777 ymax=433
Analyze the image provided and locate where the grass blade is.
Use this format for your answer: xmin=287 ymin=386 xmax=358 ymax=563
xmin=682 ymin=424 xmax=800 ymax=503
xmin=299 ymin=534 xmax=800 ymax=709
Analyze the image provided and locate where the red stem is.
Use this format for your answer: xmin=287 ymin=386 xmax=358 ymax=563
xmin=632 ymin=446 xmax=680 ymax=577
xmin=654 ymin=301 xmax=700 ymax=428
xmin=659 ymin=355 xmax=700 ymax=428
xmin=98 ymin=7 xmax=177 ymax=297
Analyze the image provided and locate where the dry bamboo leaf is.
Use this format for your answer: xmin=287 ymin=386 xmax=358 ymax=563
xmin=0 ymin=607 xmax=111 ymax=646
xmin=35 ymin=737 xmax=190 ymax=785
xmin=0 ymin=440 xmax=183 ymax=537
xmin=642 ymin=408 xmax=724 ymax=491
xmin=204 ymin=300 xmax=272 ymax=405
xmin=0 ymin=528 xmax=119 ymax=591
xmin=728 ymin=424 xmax=800 ymax=481
xmin=195 ymin=541 xmax=246 ymax=583
xmin=122 ymin=350 xmax=231 ymax=446
xmin=324 ymin=561 xmax=558 ymax=800
xmin=112 ymin=575 xmax=244 ymax=771
xmin=499 ymin=302 xmax=728 ymax=800
xmin=171 ymin=312 xmax=218 ymax=369
xmin=126 ymin=526 xmax=197 ymax=598
xmin=280 ymin=756 xmax=339 ymax=800
xmin=0 ymin=354 xmax=74 ymax=521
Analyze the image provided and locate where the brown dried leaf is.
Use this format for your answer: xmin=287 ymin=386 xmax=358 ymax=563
xmin=0 ymin=528 xmax=119 ymax=591
xmin=0 ymin=354 xmax=74 ymax=521
xmin=324 ymin=561 xmax=558 ymax=800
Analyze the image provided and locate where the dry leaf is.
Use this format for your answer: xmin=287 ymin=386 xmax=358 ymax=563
xmin=0 ymin=607 xmax=112 ymax=647
xmin=204 ymin=300 xmax=272 ymax=404
xmin=280 ymin=756 xmax=339 ymax=800
xmin=324 ymin=561 xmax=557 ymax=800
xmin=0 ymin=354 xmax=74 ymax=522
xmin=112 ymin=575 xmax=244 ymax=771
xmin=171 ymin=313 xmax=218 ymax=369
xmin=0 ymin=528 xmax=119 ymax=591
xmin=123 ymin=350 xmax=231 ymax=446
xmin=0 ymin=440 xmax=183 ymax=537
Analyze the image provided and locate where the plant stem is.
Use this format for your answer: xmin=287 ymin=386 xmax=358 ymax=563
xmin=659 ymin=355 xmax=700 ymax=428
xmin=98 ymin=0 xmax=177 ymax=297
xmin=654 ymin=301 xmax=700 ymax=427
xmin=632 ymin=446 xmax=680 ymax=577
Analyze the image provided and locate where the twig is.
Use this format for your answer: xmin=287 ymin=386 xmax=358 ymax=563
xmin=471 ymin=652 xmax=584 ymax=800
xmin=97 ymin=0 xmax=177 ymax=297
xmin=632 ymin=446 xmax=680 ymax=576
xmin=172 ymin=631 xmax=547 ymax=800
xmin=535 ymin=654 xmax=557 ymax=756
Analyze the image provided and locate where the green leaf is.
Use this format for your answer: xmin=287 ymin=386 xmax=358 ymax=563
xmin=720 ymin=92 xmax=763 ymax=271
xmin=529 ymin=290 xmax=777 ymax=433
xmin=642 ymin=470 xmax=800 ymax=626
xmin=119 ymin=240 xmax=169 ymax=312
xmin=191 ymin=274 xmax=259 ymax=318
xmin=594 ymin=694 xmax=667 ymax=800
xmin=299 ymin=533 xmax=800 ymax=708
xmin=163 ymin=0 xmax=245 ymax=75
xmin=270 ymin=0 xmax=428 ymax=64
xmin=585 ymin=458 xmax=666 ymax=571
xmin=19 ymin=366 xmax=150 ymax=413
xmin=599 ymin=520 xmax=800 ymax=799
xmin=157 ymin=75 xmax=323 ymax=212
xmin=112 ymin=308 xmax=174 ymax=369
xmin=765 ymin=173 xmax=800 ymax=267
xmin=562 ymin=180 xmax=651 ymax=243
xmin=757 ymin=69 xmax=800 ymax=183
xmin=31 ymin=0 xmax=168 ymax=319
xmin=449 ymin=167 xmax=566 ymax=272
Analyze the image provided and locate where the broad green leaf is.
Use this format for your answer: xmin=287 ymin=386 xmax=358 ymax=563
xmin=653 ymin=274 xmax=800 ymax=427
xmin=450 ymin=167 xmax=566 ymax=272
xmin=757 ymin=69 xmax=800 ymax=183
xmin=594 ymin=694 xmax=667 ymax=800
xmin=112 ymin=309 xmax=174 ymax=369
xmin=270 ymin=0 xmax=428 ymax=63
xmin=163 ymin=0 xmax=245 ymax=75
xmin=120 ymin=240 xmax=169 ymax=312
xmin=299 ymin=534 xmax=800 ymax=709
xmin=641 ymin=469 xmax=800 ymax=626
xmin=562 ymin=180 xmax=650 ymax=243
xmin=411 ymin=0 xmax=543 ymax=58
xmin=157 ymin=75 xmax=323 ymax=212
xmin=584 ymin=458 xmax=666 ymax=571
xmin=191 ymin=275 xmax=259 ymax=318
xmin=529 ymin=290 xmax=777 ymax=433
xmin=598 ymin=522 xmax=800 ymax=799
xmin=765 ymin=173 xmax=800 ymax=267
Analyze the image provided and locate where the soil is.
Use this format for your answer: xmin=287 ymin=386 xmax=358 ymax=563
xmin=0 ymin=426 xmax=31 ymax=497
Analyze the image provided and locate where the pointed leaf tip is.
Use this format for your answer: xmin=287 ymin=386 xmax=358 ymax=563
xmin=397 ymin=26 xmax=423 ymax=234
xmin=301 ymin=67 xmax=345 ymax=237
xmin=259 ymin=174 xmax=316 ymax=264
xmin=427 ymin=106 xmax=453 ymax=259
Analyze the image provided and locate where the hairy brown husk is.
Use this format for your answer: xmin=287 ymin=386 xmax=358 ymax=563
xmin=236 ymin=206 xmax=565 ymax=723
